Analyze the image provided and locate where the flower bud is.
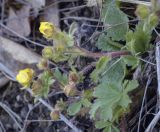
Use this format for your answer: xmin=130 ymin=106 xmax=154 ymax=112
xmin=42 ymin=46 xmax=53 ymax=59
xmin=37 ymin=58 xmax=48 ymax=70
xmin=135 ymin=5 xmax=150 ymax=19
xmin=31 ymin=80 xmax=43 ymax=96
xmin=55 ymin=99 xmax=66 ymax=112
xmin=63 ymin=82 xmax=78 ymax=96
xmin=50 ymin=110 xmax=60 ymax=121
xmin=69 ymin=72 xmax=79 ymax=82
xmin=149 ymin=13 xmax=158 ymax=27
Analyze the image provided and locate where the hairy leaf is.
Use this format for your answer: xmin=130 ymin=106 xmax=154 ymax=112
xmin=124 ymin=80 xmax=139 ymax=93
xmin=90 ymin=83 xmax=122 ymax=120
xmin=104 ymin=125 xmax=119 ymax=132
xmin=95 ymin=120 xmax=111 ymax=129
xmin=122 ymin=55 xmax=140 ymax=69
xmin=95 ymin=121 xmax=119 ymax=132
xmin=119 ymin=80 xmax=138 ymax=107
xmin=54 ymin=68 xmax=68 ymax=86
xmin=40 ymin=71 xmax=55 ymax=97
xmin=101 ymin=59 xmax=126 ymax=87
xmin=90 ymin=58 xmax=138 ymax=122
xmin=32 ymin=71 xmax=55 ymax=98
xmin=90 ymin=80 xmax=138 ymax=121
xmin=96 ymin=34 xmax=122 ymax=51
xmin=68 ymin=101 xmax=82 ymax=116
xmin=126 ymin=22 xmax=151 ymax=54
xmin=68 ymin=98 xmax=91 ymax=116
xmin=91 ymin=56 xmax=110 ymax=83
xmin=102 ymin=2 xmax=128 ymax=41
xmin=81 ymin=98 xmax=92 ymax=107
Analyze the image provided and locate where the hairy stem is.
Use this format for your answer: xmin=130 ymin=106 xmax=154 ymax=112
xmin=74 ymin=46 xmax=130 ymax=58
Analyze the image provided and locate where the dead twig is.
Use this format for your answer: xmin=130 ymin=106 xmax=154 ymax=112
xmin=0 ymin=102 xmax=23 ymax=130
xmin=0 ymin=23 xmax=45 ymax=47
xmin=156 ymin=42 xmax=160 ymax=104
xmin=25 ymin=119 xmax=61 ymax=122
xmin=119 ymin=0 xmax=151 ymax=6
xmin=0 ymin=120 xmax=6 ymax=132
xmin=137 ymin=76 xmax=152 ymax=132
xmin=21 ymin=102 xmax=41 ymax=132
xmin=145 ymin=110 xmax=160 ymax=132
xmin=145 ymin=40 xmax=160 ymax=132
xmin=32 ymin=92 xmax=82 ymax=132
xmin=61 ymin=16 xmax=101 ymax=22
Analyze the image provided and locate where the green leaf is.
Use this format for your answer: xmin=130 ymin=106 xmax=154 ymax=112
xmin=90 ymin=58 xmax=135 ymax=122
xmin=90 ymin=83 xmax=122 ymax=120
xmin=124 ymin=80 xmax=139 ymax=93
xmin=99 ymin=106 xmax=113 ymax=121
xmin=102 ymin=2 xmax=129 ymax=40
xmin=119 ymin=93 xmax=131 ymax=108
xmin=103 ymin=126 xmax=112 ymax=132
xmin=122 ymin=55 xmax=140 ymax=69
xmin=119 ymin=80 xmax=139 ymax=107
xmin=69 ymin=22 xmax=77 ymax=36
xmin=112 ymin=125 xmax=120 ymax=132
xmin=112 ymin=106 xmax=126 ymax=122
xmin=126 ymin=22 xmax=151 ymax=54
xmin=96 ymin=34 xmax=122 ymax=51
xmin=96 ymin=56 xmax=110 ymax=70
xmin=89 ymin=100 xmax=102 ymax=119
xmin=101 ymin=59 xmax=126 ymax=87
xmin=135 ymin=4 xmax=150 ymax=19
xmin=95 ymin=121 xmax=112 ymax=129
xmin=95 ymin=121 xmax=119 ymax=132
xmin=91 ymin=56 xmax=110 ymax=83
xmin=68 ymin=101 xmax=82 ymax=116
xmin=54 ymin=68 xmax=68 ymax=86
xmin=32 ymin=71 xmax=55 ymax=98
xmin=81 ymin=98 xmax=92 ymax=107
xmin=82 ymin=89 xmax=93 ymax=100
xmin=41 ymin=71 xmax=55 ymax=97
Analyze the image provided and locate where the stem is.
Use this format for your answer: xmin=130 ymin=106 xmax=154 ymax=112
xmin=74 ymin=46 xmax=130 ymax=58
xmin=120 ymin=116 xmax=127 ymax=132
xmin=27 ymin=89 xmax=82 ymax=132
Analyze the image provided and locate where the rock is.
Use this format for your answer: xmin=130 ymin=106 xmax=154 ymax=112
xmin=6 ymin=6 xmax=31 ymax=37
xmin=41 ymin=0 xmax=59 ymax=27
xmin=0 ymin=36 xmax=41 ymax=79
xmin=0 ymin=72 xmax=9 ymax=88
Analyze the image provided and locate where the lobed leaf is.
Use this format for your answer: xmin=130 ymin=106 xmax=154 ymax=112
xmin=68 ymin=101 xmax=82 ymax=116
xmin=54 ymin=68 xmax=68 ymax=86
xmin=91 ymin=56 xmax=110 ymax=83
xmin=102 ymin=2 xmax=129 ymax=41
xmin=96 ymin=34 xmax=122 ymax=51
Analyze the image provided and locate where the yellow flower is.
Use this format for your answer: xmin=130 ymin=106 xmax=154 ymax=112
xmin=39 ymin=22 xmax=55 ymax=39
xmin=16 ymin=68 xmax=34 ymax=87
